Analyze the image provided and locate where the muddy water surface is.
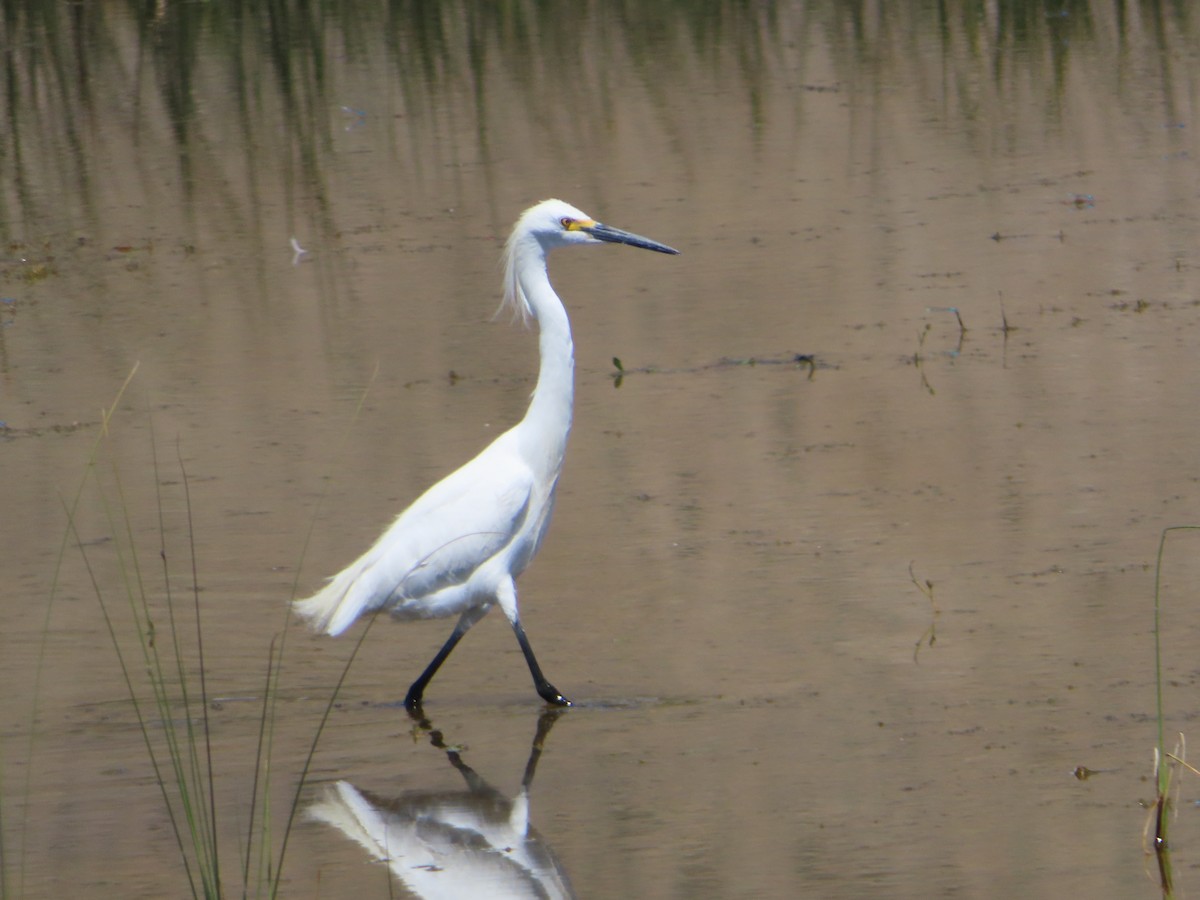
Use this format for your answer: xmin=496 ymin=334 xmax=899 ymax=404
xmin=3 ymin=4 xmax=1200 ymax=898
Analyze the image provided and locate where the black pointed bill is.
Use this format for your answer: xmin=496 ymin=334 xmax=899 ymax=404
xmin=584 ymin=222 xmax=680 ymax=255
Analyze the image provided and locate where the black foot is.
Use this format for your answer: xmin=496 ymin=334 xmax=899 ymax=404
xmin=538 ymin=683 xmax=573 ymax=707
xmin=404 ymin=688 xmax=425 ymax=715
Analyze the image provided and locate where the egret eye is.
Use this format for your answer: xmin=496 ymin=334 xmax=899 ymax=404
xmin=559 ymin=217 xmax=574 ymax=230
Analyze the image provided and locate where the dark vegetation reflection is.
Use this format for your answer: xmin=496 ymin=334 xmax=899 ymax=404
xmin=307 ymin=709 xmax=574 ymax=898
xmin=2 ymin=2 xmax=1196 ymax=241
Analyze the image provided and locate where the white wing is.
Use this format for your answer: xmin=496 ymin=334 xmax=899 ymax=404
xmin=295 ymin=432 xmax=537 ymax=635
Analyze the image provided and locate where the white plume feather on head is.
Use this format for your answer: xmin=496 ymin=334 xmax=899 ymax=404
xmin=500 ymin=232 xmax=533 ymax=325
xmin=499 ymin=203 xmax=542 ymax=326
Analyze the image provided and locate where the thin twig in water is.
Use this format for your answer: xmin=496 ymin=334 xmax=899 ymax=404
xmin=609 ymin=352 xmax=821 ymax=387
xmin=909 ymin=561 xmax=939 ymax=662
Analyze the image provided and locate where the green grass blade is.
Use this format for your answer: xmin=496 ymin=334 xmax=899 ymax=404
xmin=271 ymin=612 xmax=379 ymax=900
xmin=1150 ymin=524 xmax=1200 ymax=898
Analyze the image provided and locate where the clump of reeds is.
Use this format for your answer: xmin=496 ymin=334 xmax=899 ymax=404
xmin=33 ymin=366 xmax=371 ymax=898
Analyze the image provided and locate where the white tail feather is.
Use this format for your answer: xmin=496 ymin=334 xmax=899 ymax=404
xmin=293 ymin=559 xmax=378 ymax=636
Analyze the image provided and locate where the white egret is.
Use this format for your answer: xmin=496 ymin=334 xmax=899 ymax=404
xmin=295 ymin=199 xmax=678 ymax=709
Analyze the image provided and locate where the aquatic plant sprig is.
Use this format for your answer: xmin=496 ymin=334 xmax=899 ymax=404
xmin=1146 ymin=524 xmax=1200 ymax=897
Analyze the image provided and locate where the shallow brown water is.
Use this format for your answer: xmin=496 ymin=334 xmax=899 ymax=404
xmin=4 ymin=4 xmax=1200 ymax=897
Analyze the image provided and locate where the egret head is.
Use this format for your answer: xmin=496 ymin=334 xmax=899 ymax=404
xmin=502 ymin=199 xmax=678 ymax=323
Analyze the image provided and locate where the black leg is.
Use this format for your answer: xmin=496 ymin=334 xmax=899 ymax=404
xmin=405 ymin=610 xmax=481 ymax=711
xmin=510 ymin=617 xmax=572 ymax=707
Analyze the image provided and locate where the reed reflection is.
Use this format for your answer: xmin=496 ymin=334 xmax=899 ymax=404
xmin=6 ymin=2 xmax=1195 ymax=243
xmin=308 ymin=709 xmax=575 ymax=898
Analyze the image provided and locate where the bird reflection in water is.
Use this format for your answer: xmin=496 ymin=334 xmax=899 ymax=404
xmin=307 ymin=709 xmax=575 ymax=898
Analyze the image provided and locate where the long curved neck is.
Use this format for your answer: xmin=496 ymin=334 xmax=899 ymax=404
xmin=515 ymin=248 xmax=574 ymax=474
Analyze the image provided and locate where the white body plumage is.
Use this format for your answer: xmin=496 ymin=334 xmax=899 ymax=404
xmin=294 ymin=199 xmax=678 ymax=708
